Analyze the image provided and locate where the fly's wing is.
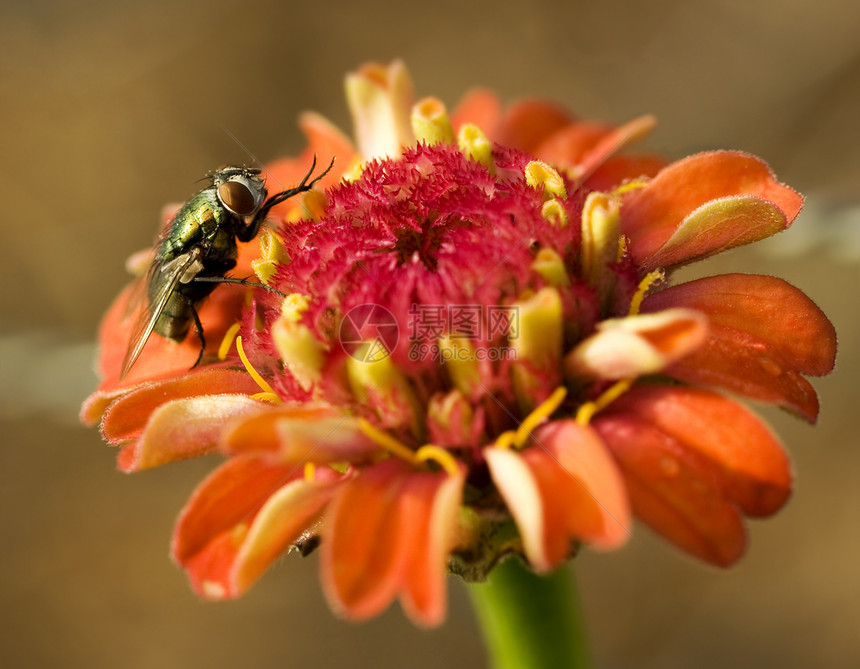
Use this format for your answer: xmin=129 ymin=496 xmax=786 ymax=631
xmin=120 ymin=249 xmax=201 ymax=380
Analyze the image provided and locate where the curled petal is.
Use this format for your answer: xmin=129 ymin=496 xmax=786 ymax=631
xmin=221 ymin=405 xmax=379 ymax=463
xmin=321 ymin=459 xmax=464 ymax=626
xmin=486 ymin=420 xmax=630 ymax=572
xmin=116 ymin=395 xmax=264 ymax=472
xmin=621 ymin=151 xmax=803 ymax=269
xmin=643 ymin=273 xmax=837 ymax=421
xmin=566 ymin=309 xmax=708 ymax=380
xmin=173 ymin=454 xmax=341 ymax=598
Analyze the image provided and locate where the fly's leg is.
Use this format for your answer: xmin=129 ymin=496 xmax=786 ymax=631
xmin=192 ymin=275 xmax=286 ymax=297
xmin=190 ymin=304 xmax=205 ymax=369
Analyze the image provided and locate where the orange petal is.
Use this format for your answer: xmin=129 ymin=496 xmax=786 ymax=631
xmin=575 ymin=115 xmax=657 ymax=182
xmin=495 ymin=100 xmax=573 ymax=153
xmin=231 ymin=471 xmax=342 ymax=595
xmin=450 ymin=88 xmax=501 ymax=137
xmin=532 ymin=121 xmax=613 ymax=168
xmin=643 ymin=274 xmax=837 ymax=421
xmin=173 ymin=454 xmax=341 ymax=599
xmin=222 ymin=405 xmax=379 ymax=462
xmin=116 ymin=395 xmax=264 ymax=472
xmin=594 ymin=414 xmax=748 ymax=566
xmin=97 ymin=369 xmax=261 ymax=439
xmin=583 ymin=154 xmax=666 ymax=193
xmin=486 ymin=420 xmax=630 ymax=572
xmin=321 ymin=459 xmax=412 ymax=620
xmin=595 ymin=385 xmax=792 ymax=518
xmin=621 ymin=151 xmax=803 ymax=269
xmin=264 ymin=112 xmax=355 ymax=223
xmin=172 ymin=453 xmax=298 ymax=566
xmin=397 ymin=467 xmax=464 ymax=627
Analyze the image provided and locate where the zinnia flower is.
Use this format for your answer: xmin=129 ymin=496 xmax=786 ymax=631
xmin=81 ymin=61 xmax=836 ymax=627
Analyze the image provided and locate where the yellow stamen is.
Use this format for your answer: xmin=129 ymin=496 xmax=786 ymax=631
xmin=612 ymin=178 xmax=649 ymax=195
xmin=494 ymin=431 xmax=517 ymax=450
xmin=514 ymin=386 xmax=568 ymax=448
xmin=251 ymin=392 xmax=282 ymax=403
xmin=235 ymin=336 xmax=280 ymax=402
xmin=357 ymin=418 xmax=419 ymax=464
xmin=457 ymin=123 xmax=494 ymax=172
xmin=525 ymin=161 xmax=567 ymax=200
xmin=541 ymin=199 xmax=568 ymax=227
xmin=304 ymin=462 xmax=316 ymax=480
xmin=617 ymin=235 xmax=629 ymax=262
xmin=415 ymin=445 xmax=461 ymax=477
xmin=218 ymin=322 xmax=242 ymax=361
xmin=576 ymin=378 xmax=634 ymax=425
xmin=628 ymin=269 xmax=665 ymax=316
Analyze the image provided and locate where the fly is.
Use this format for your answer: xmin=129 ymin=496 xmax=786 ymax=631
xmin=120 ymin=156 xmax=333 ymax=379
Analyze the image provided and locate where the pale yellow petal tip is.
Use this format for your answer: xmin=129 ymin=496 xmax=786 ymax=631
xmin=412 ymin=97 xmax=455 ymax=145
xmin=457 ymin=123 xmax=494 ymax=172
xmin=525 ymin=161 xmax=567 ymax=200
xmin=346 ymin=60 xmax=415 ymax=160
xmin=201 ymin=581 xmax=228 ymax=599
xmin=531 ymin=248 xmax=570 ymax=287
xmin=567 ymin=309 xmax=708 ymax=380
xmin=437 ymin=336 xmax=481 ymax=395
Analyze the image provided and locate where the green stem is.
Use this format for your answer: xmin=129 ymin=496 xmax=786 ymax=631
xmin=468 ymin=558 xmax=590 ymax=669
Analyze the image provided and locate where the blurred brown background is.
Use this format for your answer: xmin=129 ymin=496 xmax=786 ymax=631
xmin=1 ymin=1 xmax=858 ymax=667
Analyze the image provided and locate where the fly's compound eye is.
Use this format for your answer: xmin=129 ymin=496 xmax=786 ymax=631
xmin=218 ymin=179 xmax=260 ymax=216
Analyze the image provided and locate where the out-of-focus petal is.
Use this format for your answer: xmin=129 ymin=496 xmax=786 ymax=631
xmin=495 ymin=100 xmax=572 ymax=153
xmin=566 ymin=309 xmax=708 ymax=380
xmin=575 ymin=115 xmax=657 ymax=181
xmin=346 ymin=61 xmax=415 ymax=160
xmin=450 ymin=88 xmax=501 ymax=137
xmin=486 ymin=420 xmax=630 ymax=572
xmin=116 ymin=395 xmax=264 ymax=472
xmin=621 ymin=151 xmax=803 ymax=269
xmin=264 ymin=112 xmax=355 ymax=222
xmin=643 ymin=273 xmax=837 ymax=421
xmin=582 ymin=154 xmax=666 ymax=193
